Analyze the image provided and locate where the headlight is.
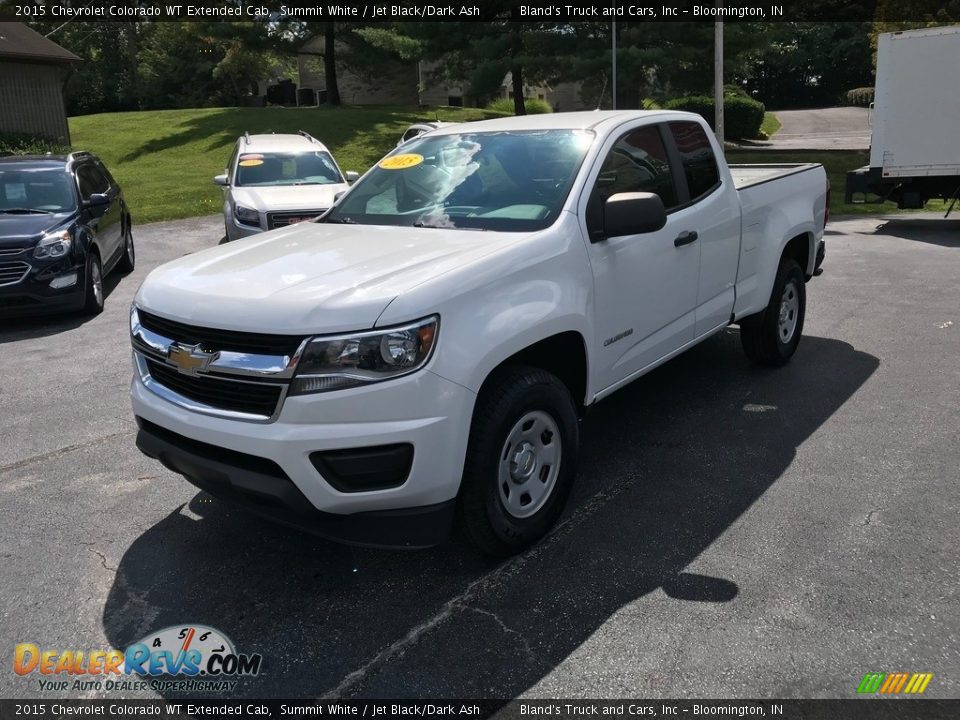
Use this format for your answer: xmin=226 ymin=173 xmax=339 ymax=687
xmin=233 ymin=205 xmax=260 ymax=226
xmin=290 ymin=316 xmax=439 ymax=394
xmin=34 ymin=230 xmax=72 ymax=259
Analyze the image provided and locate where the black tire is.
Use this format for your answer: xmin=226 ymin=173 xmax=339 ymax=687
xmin=458 ymin=366 xmax=579 ymax=557
xmin=83 ymin=252 xmax=104 ymax=316
xmin=117 ymin=222 xmax=135 ymax=274
xmin=739 ymin=257 xmax=805 ymax=367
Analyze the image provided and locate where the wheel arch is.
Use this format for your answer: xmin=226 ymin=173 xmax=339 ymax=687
xmin=781 ymin=231 xmax=815 ymax=278
xmin=476 ymin=331 xmax=589 ymax=414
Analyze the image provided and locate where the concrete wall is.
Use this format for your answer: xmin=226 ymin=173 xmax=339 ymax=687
xmin=0 ymin=61 xmax=70 ymax=142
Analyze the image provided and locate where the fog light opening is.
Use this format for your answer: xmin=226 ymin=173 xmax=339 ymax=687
xmin=49 ymin=272 xmax=78 ymax=289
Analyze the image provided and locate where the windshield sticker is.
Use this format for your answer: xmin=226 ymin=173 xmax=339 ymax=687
xmin=238 ymin=159 xmax=263 ymax=167
xmin=379 ymin=153 xmax=424 ymax=170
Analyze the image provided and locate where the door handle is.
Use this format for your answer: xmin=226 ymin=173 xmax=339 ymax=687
xmin=674 ymin=230 xmax=698 ymax=247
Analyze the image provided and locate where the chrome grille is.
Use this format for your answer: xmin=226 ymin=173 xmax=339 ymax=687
xmin=267 ymin=210 xmax=325 ymax=230
xmin=0 ymin=246 xmax=27 ymax=257
xmin=0 ymin=261 xmax=29 ymax=287
xmin=145 ymin=358 xmax=284 ymax=417
xmin=131 ymin=307 xmax=306 ymax=422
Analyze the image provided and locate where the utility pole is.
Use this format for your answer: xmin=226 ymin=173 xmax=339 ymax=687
xmin=714 ymin=19 xmax=724 ymax=143
xmin=611 ymin=21 xmax=617 ymax=110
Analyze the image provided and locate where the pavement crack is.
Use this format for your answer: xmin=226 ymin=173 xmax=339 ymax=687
xmin=82 ymin=544 xmax=118 ymax=573
xmin=0 ymin=431 xmax=133 ymax=475
xmin=321 ymin=472 xmax=636 ymax=698
xmin=863 ymin=508 xmax=883 ymax=526
xmin=459 ymin=604 xmax=537 ymax=660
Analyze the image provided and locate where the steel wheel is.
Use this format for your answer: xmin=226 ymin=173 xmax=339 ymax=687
xmin=777 ymin=279 xmax=799 ymax=344
xmin=498 ymin=410 xmax=562 ymax=519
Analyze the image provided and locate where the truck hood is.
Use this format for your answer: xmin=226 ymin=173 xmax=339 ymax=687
xmin=230 ymin=184 xmax=348 ymax=213
xmin=136 ymin=222 xmax=524 ymax=335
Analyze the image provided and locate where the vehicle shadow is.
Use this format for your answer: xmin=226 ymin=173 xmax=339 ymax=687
xmin=872 ymin=218 xmax=960 ymax=248
xmin=102 ymin=330 xmax=878 ymax=698
xmin=0 ymin=271 xmax=123 ymax=343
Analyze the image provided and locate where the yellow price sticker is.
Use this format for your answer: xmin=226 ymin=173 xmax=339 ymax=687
xmin=238 ymin=159 xmax=263 ymax=167
xmin=379 ymin=153 xmax=424 ymax=170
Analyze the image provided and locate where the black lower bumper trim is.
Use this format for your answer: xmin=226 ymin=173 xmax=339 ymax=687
xmin=135 ymin=417 xmax=455 ymax=548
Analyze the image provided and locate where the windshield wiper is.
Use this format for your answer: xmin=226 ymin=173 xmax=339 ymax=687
xmin=323 ymin=217 xmax=355 ymax=224
xmin=0 ymin=208 xmax=52 ymax=215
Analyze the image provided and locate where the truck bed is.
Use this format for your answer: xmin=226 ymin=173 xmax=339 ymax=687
xmin=729 ymin=163 xmax=824 ymax=190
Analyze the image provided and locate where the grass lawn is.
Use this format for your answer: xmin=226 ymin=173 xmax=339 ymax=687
xmin=760 ymin=112 xmax=781 ymax=139
xmin=69 ymin=106 xmax=500 ymax=224
xmin=725 ymin=150 xmax=948 ymax=216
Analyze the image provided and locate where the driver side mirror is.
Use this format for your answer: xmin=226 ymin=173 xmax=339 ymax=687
xmin=213 ymin=174 xmax=229 ymax=187
xmin=85 ymin=193 xmax=111 ymax=207
xmin=344 ymin=171 xmax=360 ymax=184
xmin=602 ymin=192 xmax=667 ymax=239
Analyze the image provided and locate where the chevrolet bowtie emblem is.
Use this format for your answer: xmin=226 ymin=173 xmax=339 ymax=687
xmin=167 ymin=343 xmax=219 ymax=376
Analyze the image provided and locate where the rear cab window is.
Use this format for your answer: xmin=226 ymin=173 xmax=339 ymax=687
xmin=668 ymin=121 xmax=721 ymax=202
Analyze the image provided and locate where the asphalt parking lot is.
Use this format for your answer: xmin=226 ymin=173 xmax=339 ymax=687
xmin=1 ymin=213 xmax=958 ymax=700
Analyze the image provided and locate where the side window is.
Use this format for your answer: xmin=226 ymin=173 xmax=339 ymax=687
xmin=76 ymin=165 xmax=110 ymax=197
xmin=668 ymin=121 xmax=720 ymax=202
xmin=95 ymin=161 xmax=117 ymax=189
xmin=587 ymin=124 xmax=677 ymax=236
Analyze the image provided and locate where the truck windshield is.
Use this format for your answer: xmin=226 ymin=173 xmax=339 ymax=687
xmin=325 ymin=129 xmax=594 ymax=232
xmin=235 ymin=152 xmax=344 ymax=187
xmin=0 ymin=168 xmax=77 ymax=213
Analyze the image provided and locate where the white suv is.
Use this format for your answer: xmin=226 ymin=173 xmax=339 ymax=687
xmin=214 ymin=131 xmax=358 ymax=242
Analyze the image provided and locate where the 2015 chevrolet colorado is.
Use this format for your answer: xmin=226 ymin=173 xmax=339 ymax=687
xmin=130 ymin=110 xmax=828 ymax=556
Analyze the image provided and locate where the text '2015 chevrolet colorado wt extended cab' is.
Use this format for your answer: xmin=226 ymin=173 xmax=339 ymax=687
xmin=130 ymin=110 xmax=828 ymax=556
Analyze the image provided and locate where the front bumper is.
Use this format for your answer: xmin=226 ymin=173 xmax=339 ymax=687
xmin=131 ymin=366 xmax=476 ymax=545
xmin=224 ymin=212 xmax=263 ymax=241
xmin=0 ymin=256 xmax=85 ymax=317
xmin=136 ymin=417 xmax=456 ymax=548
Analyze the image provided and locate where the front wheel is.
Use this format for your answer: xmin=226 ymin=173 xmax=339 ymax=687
xmin=739 ymin=257 xmax=806 ymax=367
xmin=458 ymin=366 xmax=579 ymax=557
xmin=83 ymin=252 xmax=104 ymax=316
xmin=117 ymin=223 xmax=135 ymax=274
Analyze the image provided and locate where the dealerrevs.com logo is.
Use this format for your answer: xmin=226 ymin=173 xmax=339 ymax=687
xmin=14 ymin=624 xmax=262 ymax=693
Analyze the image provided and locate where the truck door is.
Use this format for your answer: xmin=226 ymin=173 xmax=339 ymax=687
xmin=665 ymin=121 xmax=741 ymax=336
xmin=582 ymin=122 xmax=700 ymax=392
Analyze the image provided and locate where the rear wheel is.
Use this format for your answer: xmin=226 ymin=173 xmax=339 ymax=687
xmin=458 ymin=366 xmax=579 ymax=557
xmin=83 ymin=252 xmax=104 ymax=316
xmin=740 ymin=257 xmax=805 ymax=366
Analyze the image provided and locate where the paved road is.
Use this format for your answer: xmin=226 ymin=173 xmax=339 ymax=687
xmin=1 ymin=214 xmax=958 ymax=701
xmin=767 ymin=107 xmax=871 ymax=151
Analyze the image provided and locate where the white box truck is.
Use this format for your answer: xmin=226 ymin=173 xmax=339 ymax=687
xmin=846 ymin=25 xmax=960 ymax=209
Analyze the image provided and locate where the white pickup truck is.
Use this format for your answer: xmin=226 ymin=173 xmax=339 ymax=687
xmin=131 ymin=111 xmax=828 ymax=556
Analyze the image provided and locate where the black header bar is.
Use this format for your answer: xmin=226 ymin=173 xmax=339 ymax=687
xmin=2 ymin=0 xmax=959 ymax=22
xmin=1 ymin=699 xmax=958 ymax=719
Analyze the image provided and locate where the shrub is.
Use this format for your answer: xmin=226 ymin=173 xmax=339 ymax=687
xmin=0 ymin=132 xmax=71 ymax=156
xmin=484 ymin=97 xmax=553 ymax=115
xmin=664 ymin=94 xmax=766 ymax=139
xmin=641 ymin=98 xmax=661 ymax=110
xmin=845 ymin=87 xmax=874 ymax=107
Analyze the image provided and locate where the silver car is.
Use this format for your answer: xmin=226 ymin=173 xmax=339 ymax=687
xmin=213 ymin=131 xmax=359 ymax=242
